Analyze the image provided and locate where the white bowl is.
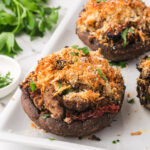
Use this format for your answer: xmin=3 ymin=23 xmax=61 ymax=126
xmin=0 ymin=55 xmax=21 ymax=99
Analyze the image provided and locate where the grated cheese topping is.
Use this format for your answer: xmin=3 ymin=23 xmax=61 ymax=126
xmin=25 ymin=47 xmax=124 ymax=102
xmin=139 ymin=57 xmax=150 ymax=68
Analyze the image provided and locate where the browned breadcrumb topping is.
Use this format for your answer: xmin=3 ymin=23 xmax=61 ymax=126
xmin=137 ymin=56 xmax=150 ymax=79
xmin=77 ymin=0 xmax=150 ymax=46
xmin=137 ymin=56 xmax=150 ymax=107
xmin=26 ymin=47 xmax=124 ymax=103
xmin=130 ymin=131 xmax=142 ymax=136
xmin=138 ymin=57 xmax=150 ymax=68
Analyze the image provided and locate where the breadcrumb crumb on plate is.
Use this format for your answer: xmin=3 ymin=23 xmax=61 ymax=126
xmin=130 ymin=131 xmax=142 ymax=136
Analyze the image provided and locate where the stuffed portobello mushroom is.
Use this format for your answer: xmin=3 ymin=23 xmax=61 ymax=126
xmin=20 ymin=46 xmax=125 ymax=137
xmin=76 ymin=0 xmax=150 ymax=61
xmin=137 ymin=56 xmax=150 ymax=110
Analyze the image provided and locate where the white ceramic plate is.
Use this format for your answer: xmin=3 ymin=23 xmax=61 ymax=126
xmin=1 ymin=0 xmax=150 ymax=150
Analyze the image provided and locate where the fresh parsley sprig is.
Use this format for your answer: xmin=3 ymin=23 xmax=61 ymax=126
xmin=0 ymin=32 xmax=22 ymax=57
xmin=109 ymin=61 xmax=127 ymax=68
xmin=127 ymin=98 xmax=135 ymax=104
xmin=0 ymin=0 xmax=60 ymax=57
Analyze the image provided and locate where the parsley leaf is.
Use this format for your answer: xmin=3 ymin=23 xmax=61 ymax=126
xmin=30 ymin=81 xmax=36 ymax=92
xmin=70 ymin=51 xmax=79 ymax=56
xmin=109 ymin=61 xmax=127 ymax=68
xmin=127 ymin=98 xmax=135 ymax=104
xmin=0 ymin=32 xmax=22 ymax=57
xmin=121 ymin=28 xmax=134 ymax=47
xmin=42 ymin=114 xmax=50 ymax=119
xmin=0 ymin=72 xmax=13 ymax=88
xmin=74 ymin=57 xmax=78 ymax=63
xmin=65 ymin=89 xmax=72 ymax=95
xmin=112 ymin=139 xmax=120 ymax=144
xmin=147 ymin=57 xmax=150 ymax=60
xmin=57 ymin=81 xmax=61 ymax=89
xmin=96 ymin=0 xmax=106 ymax=2
xmin=128 ymin=28 xmax=134 ymax=34
xmin=80 ymin=47 xmax=89 ymax=55
xmin=121 ymin=28 xmax=129 ymax=47
xmin=49 ymin=138 xmax=56 ymax=141
xmin=71 ymin=45 xmax=89 ymax=55
xmin=96 ymin=68 xmax=108 ymax=81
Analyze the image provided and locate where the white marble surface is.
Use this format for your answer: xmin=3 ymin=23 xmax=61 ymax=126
xmin=0 ymin=0 xmax=76 ymax=149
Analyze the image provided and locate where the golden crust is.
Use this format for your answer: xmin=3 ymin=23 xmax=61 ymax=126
xmin=23 ymin=47 xmax=124 ymax=103
xmin=139 ymin=57 xmax=150 ymax=68
xmin=138 ymin=56 xmax=150 ymax=78
xmin=77 ymin=0 xmax=150 ymax=45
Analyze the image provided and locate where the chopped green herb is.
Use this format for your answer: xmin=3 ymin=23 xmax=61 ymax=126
xmin=65 ymin=89 xmax=72 ymax=95
xmin=71 ymin=45 xmax=89 ymax=55
xmin=128 ymin=28 xmax=134 ymax=34
xmin=75 ymin=52 xmax=79 ymax=56
xmin=30 ymin=81 xmax=36 ymax=92
xmin=127 ymin=98 xmax=135 ymax=104
xmin=147 ymin=57 xmax=150 ymax=60
xmin=96 ymin=0 xmax=106 ymax=2
xmin=71 ymin=45 xmax=79 ymax=49
xmin=112 ymin=139 xmax=120 ymax=144
xmin=0 ymin=1 xmax=60 ymax=57
xmin=42 ymin=114 xmax=50 ymax=119
xmin=0 ymin=72 xmax=13 ymax=88
xmin=70 ymin=52 xmax=74 ymax=55
xmin=74 ymin=57 xmax=78 ymax=63
xmin=112 ymin=140 xmax=117 ymax=144
xmin=121 ymin=28 xmax=129 ymax=47
xmin=70 ymin=51 xmax=79 ymax=56
xmin=121 ymin=28 xmax=134 ymax=47
xmin=78 ymin=136 xmax=83 ymax=140
xmin=49 ymin=138 xmax=56 ymax=141
xmin=57 ymin=81 xmax=61 ymax=89
xmin=96 ymin=69 xmax=108 ymax=81
xmin=80 ymin=47 xmax=89 ymax=55
xmin=109 ymin=61 xmax=127 ymax=68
